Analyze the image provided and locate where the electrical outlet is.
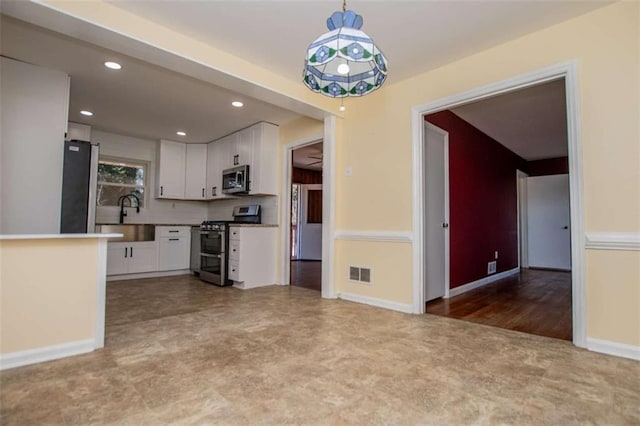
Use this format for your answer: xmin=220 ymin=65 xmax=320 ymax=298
xmin=494 ymin=251 xmax=498 ymax=259
xmin=488 ymin=261 xmax=497 ymax=275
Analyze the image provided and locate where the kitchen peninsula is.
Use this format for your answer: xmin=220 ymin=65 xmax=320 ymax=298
xmin=0 ymin=233 xmax=119 ymax=370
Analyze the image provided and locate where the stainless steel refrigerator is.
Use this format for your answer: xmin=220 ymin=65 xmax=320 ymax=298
xmin=60 ymin=139 xmax=99 ymax=233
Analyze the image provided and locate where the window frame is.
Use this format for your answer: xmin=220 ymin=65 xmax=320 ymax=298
xmin=97 ymin=156 xmax=149 ymax=208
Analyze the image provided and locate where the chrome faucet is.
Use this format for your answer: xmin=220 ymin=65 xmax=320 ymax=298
xmin=117 ymin=194 xmax=140 ymax=224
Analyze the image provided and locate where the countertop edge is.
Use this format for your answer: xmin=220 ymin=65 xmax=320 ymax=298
xmin=228 ymin=224 xmax=278 ymax=228
xmin=0 ymin=233 xmax=123 ymax=241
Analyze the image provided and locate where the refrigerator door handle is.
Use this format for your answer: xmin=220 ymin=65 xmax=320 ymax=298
xmin=87 ymin=144 xmax=99 ymax=233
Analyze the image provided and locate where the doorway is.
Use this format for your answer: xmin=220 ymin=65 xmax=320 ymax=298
xmin=288 ymin=142 xmax=323 ymax=292
xmin=413 ymin=63 xmax=584 ymax=346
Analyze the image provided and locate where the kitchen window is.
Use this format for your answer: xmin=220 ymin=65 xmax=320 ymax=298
xmin=97 ymin=157 xmax=146 ymax=207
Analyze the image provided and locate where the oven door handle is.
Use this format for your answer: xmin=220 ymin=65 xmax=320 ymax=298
xmin=200 ymin=231 xmax=225 ymax=236
xmin=200 ymin=253 xmax=222 ymax=258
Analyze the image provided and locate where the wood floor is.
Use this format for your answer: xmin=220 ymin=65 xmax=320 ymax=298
xmin=290 ymin=260 xmax=321 ymax=291
xmin=426 ymin=268 xmax=572 ymax=341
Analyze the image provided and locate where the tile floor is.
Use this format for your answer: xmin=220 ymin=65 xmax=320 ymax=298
xmin=1 ymin=275 xmax=638 ymax=425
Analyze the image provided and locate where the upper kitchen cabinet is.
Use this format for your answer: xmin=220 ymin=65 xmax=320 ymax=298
xmin=248 ymin=122 xmax=279 ymax=195
xmin=156 ymin=140 xmax=186 ymax=199
xmin=206 ymin=136 xmax=233 ymax=200
xmin=232 ymin=128 xmax=254 ymax=168
xmin=184 ymin=144 xmax=207 ymax=199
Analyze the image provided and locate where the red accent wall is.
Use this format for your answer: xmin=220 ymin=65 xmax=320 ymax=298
xmin=292 ymin=167 xmax=323 ymax=184
xmin=426 ymin=111 xmax=526 ymax=289
xmin=527 ymin=157 xmax=569 ymax=176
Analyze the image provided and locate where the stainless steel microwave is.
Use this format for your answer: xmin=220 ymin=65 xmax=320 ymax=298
xmin=222 ymin=165 xmax=250 ymax=194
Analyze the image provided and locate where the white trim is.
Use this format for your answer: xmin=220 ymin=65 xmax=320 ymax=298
xmin=334 ymin=230 xmax=412 ymax=243
xmin=336 ymin=292 xmax=413 ymax=314
xmin=423 ymin=122 xmax=451 ymax=300
xmin=411 ymin=61 xmax=586 ymax=348
xmin=280 ymin=133 xmax=324 ymax=286
xmin=107 ymin=269 xmax=191 ymax=282
xmin=516 ymin=170 xmax=530 ymax=269
xmin=586 ymin=338 xmax=640 ymax=361
xmin=585 ymin=232 xmax=640 ymax=251
xmin=94 ymin=240 xmax=108 ymax=349
xmin=322 ymin=116 xmax=337 ymax=299
xmin=446 ymin=267 xmax=520 ymax=298
xmin=0 ymin=339 xmax=95 ymax=370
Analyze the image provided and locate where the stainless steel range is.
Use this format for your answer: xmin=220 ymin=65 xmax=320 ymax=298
xmin=197 ymin=205 xmax=261 ymax=286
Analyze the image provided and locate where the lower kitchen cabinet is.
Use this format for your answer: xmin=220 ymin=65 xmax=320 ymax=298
xmin=107 ymin=241 xmax=158 ymax=275
xmin=157 ymin=226 xmax=191 ymax=271
xmin=228 ymin=226 xmax=277 ymax=289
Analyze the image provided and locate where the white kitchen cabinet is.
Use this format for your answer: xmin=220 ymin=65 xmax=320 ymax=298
xmin=228 ymin=226 xmax=277 ymax=289
xmin=231 ymin=127 xmax=253 ymax=167
xmin=248 ymin=122 xmax=279 ymax=195
xmin=107 ymin=241 xmax=158 ymax=275
xmin=206 ymin=137 xmax=233 ymax=200
xmin=157 ymin=226 xmax=191 ymax=271
xmin=156 ymin=140 xmax=186 ymax=199
xmin=185 ymin=144 xmax=207 ymax=199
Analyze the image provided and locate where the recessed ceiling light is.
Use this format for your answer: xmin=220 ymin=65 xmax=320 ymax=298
xmin=176 ymin=131 xmax=186 ymax=136
xmin=104 ymin=61 xmax=122 ymax=70
xmin=231 ymin=101 xmax=244 ymax=108
xmin=80 ymin=110 xmax=93 ymax=116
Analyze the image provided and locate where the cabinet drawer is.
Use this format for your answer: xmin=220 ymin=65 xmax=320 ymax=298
xmin=228 ymin=260 xmax=240 ymax=281
xmin=156 ymin=226 xmax=190 ymax=238
xmin=229 ymin=239 xmax=240 ymax=261
xmin=229 ymin=227 xmax=241 ymax=240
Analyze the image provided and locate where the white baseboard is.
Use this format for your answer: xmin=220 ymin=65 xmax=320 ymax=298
xmin=336 ymin=292 xmax=413 ymax=314
xmin=446 ymin=267 xmax=520 ymax=299
xmin=107 ymin=269 xmax=192 ymax=282
xmin=0 ymin=338 xmax=96 ymax=370
xmin=586 ymin=337 xmax=640 ymax=361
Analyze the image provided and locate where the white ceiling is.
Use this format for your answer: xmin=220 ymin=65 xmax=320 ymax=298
xmin=105 ymin=0 xmax=611 ymax=84
xmin=0 ymin=16 xmax=301 ymax=143
xmin=451 ymin=79 xmax=567 ymax=161
xmin=1 ymin=1 xmax=606 ymax=150
xmin=293 ymin=143 xmax=324 ymax=171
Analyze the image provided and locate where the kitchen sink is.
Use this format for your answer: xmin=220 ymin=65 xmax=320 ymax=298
xmin=95 ymin=224 xmax=155 ymax=242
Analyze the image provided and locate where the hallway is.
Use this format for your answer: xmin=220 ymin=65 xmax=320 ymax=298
xmin=426 ymin=269 xmax=572 ymax=340
xmin=290 ymin=260 xmax=321 ymax=292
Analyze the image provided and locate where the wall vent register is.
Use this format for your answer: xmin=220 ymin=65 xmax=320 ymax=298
xmin=349 ymin=266 xmax=371 ymax=283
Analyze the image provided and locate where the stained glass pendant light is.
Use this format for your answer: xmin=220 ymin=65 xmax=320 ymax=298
xmin=303 ymin=0 xmax=388 ymax=98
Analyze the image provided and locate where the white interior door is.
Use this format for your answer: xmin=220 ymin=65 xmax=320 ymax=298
xmin=527 ymin=174 xmax=571 ymax=270
xmin=298 ymin=184 xmax=322 ymax=260
xmin=424 ymin=123 xmax=449 ymax=301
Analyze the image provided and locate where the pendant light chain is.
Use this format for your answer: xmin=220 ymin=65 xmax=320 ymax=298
xmin=342 ymin=0 xmax=346 ymax=13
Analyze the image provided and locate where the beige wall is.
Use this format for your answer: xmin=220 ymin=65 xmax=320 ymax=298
xmin=333 ymin=2 xmax=639 ymax=344
xmin=0 ymin=239 xmax=99 ymax=354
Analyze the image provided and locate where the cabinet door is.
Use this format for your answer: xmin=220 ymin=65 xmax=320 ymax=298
xmin=206 ymin=141 xmax=219 ymax=199
xmin=224 ymin=133 xmax=239 ymax=169
xmin=185 ymin=144 xmax=207 ymax=199
xmin=249 ymin=123 xmax=278 ymax=195
xmin=107 ymin=243 xmax=129 ymax=275
xmin=157 ymin=140 xmax=186 ymax=199
xmin=235 ymin=128 xmax=253 ymax=167
xmin=128 ymin=242 xmax=159 ymax=273
xmin=158 ymin=237 xmax=190 ymax=271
